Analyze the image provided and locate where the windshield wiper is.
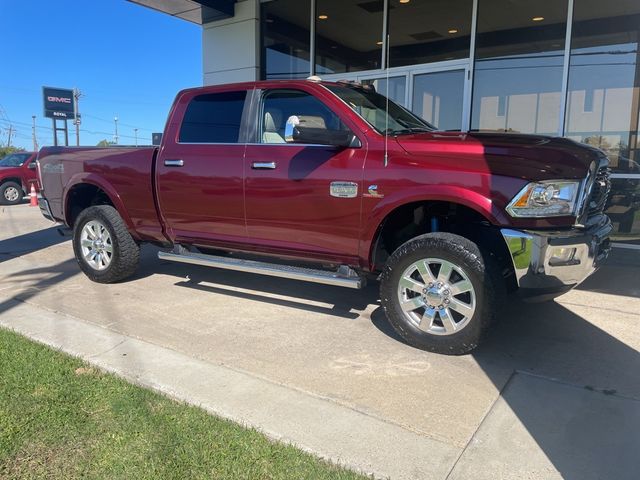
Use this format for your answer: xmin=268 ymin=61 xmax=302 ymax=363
xmin=385 ymin=127 xmax=432 ymax=136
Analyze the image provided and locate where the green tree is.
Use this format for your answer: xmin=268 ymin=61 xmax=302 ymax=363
xmin=96 ymin=139 xmax=115 ymax=147
xmin=0 ymin=146 xmax=25 ymax=158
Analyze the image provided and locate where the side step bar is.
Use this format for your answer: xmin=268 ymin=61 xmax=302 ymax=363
xmin=158 ymin=249 xmax=364 ymax=289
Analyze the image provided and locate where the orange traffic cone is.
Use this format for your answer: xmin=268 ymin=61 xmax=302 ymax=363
xmin=29 ymin=184 xmax=37 ymax=207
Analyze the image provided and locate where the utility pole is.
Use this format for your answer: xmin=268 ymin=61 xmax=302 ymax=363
xmin=114 ymin=116 xmax=119 ymax=144
xmin=134 ymin=128 xmax=138 ymax=146
xmin=6 ymin=124 xmax=13 ymax=147
xmin=73 ymin=88 xmax=82 ymax=146
xmin=32 ymin=116 xmax=38 ymax=151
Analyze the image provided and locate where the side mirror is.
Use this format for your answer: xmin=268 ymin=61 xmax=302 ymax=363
xmin=27 ymin=162 xmax=37 ymax=170
xmin=285 ymin=115 xmax=360 ymax=148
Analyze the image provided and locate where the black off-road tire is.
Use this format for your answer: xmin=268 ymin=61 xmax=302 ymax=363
xmin=380 ymin=232 xmax=503 ymax=355
xmin=72 ymin=205 xmax=140 ymax=283
xmin=0 ymin=181 xmax=24 ymax=205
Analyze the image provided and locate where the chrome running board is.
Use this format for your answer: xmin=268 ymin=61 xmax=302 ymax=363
xmin=158 ymin=249 xmax=364 ymax=289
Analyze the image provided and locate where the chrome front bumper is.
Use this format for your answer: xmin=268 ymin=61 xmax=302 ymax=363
xmin=501 ymin=218 xmax=612 ymax=297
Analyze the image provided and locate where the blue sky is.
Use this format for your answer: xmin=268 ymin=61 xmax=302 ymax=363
xmin=0 ymin=1 xmax=202 ymax=149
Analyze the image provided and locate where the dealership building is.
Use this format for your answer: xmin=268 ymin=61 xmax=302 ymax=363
xmin=132 ymin=0 xmax=640 ymax=246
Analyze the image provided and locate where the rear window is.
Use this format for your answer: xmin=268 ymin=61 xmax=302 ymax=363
xmin=179 ymin=91 xmax=247 ymax=143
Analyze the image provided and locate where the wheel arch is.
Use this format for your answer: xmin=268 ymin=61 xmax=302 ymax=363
xmin=364 ymin=194 xmax=516 ymax=291
xmin=0 ymin=176 xmax=24 ymax=191
xmin=64 ymin=175 xmax=138 ymax=239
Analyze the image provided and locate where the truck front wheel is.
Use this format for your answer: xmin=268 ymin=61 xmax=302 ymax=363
xmin=72 ymin=205 xmax=140 ymax=283
xmin=380 ymin=232 xmax=502 ymax=355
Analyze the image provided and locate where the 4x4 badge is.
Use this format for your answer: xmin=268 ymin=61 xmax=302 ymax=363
xmin=365 ymin=184 xmax=384 ymax=198
xmin=330 ymin=182 xmax=358 ymax=198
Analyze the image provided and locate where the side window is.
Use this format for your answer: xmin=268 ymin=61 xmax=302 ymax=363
xmin=179 ymin=91 xmax=247 ymax=143
xmin=260 ymin=89 xmax=348 ymax=144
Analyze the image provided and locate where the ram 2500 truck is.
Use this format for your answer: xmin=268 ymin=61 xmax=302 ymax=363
xmin=36 ymin=79 xmax=612 ymax=354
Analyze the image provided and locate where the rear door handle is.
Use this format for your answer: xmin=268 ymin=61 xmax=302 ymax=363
xmin=164 ymin=159 xmax=184 ymax=167
xmin=251 ymin=161 xmax=276 ymax=170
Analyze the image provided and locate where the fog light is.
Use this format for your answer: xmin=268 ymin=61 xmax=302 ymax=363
xmin=549 ymin=247 xmax=577 ymax=266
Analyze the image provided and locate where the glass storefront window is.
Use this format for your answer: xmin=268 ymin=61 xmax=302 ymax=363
xmin=413 ymin=70 xmax=466 ymax=131
xmin=388 ymin=0 xmax=473 ymax=68
xmin=261 ymin=0 xmax=312 ymax=79
xmin=564 ymin=0 xmax=640 ymax=175
xmin=471 ymin=0 xmax=568 ymax=135
xmin=362 ymin=76 xmax=407 ymax=107
xmin=314 ymin=0 xmax=383 ymax=74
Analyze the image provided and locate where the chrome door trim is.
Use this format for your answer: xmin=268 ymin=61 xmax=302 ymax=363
xmin=251 ymin=161 xmax=277 ymax=169
xmin=164 ymin=159 xmax=184 ymax=167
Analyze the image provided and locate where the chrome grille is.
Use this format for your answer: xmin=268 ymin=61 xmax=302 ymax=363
xmin=587 ymin=165 xmax=611 ymax=216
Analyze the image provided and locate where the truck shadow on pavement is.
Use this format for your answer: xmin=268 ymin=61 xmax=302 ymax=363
xmin=575 ymin=248 xmax=640 ymax=297
xmin=370 ymin=280 xmax=640 ymax=479
xmin=0 ymin=227 xmax=68 ymax=264
xmin=169 ymin=268 xmax=380 ymax=320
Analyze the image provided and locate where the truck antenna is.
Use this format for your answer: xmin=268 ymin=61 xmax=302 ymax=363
xmin=384 ymin=33 xmax=390 ymax=167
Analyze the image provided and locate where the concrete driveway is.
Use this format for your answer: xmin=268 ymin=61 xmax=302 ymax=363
xmin=1 ymin=203 xmax=639 ymax=479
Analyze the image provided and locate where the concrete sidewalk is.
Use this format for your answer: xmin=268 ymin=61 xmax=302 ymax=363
xmin=2 ymin=204 xmax=640 ymax=479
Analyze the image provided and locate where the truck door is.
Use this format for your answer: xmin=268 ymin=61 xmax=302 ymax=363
xmin=244 ymin=88 xmax=366 ymax=262
xmin=156 ymin=89 xmax=249 ymax=246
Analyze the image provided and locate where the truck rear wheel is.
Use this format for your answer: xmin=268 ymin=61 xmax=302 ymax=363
xmin=72 ymin=205 xmax=140 ymax=283
xmin=380 ymin=232 xmax=501 ymax=355
xmin=0 ymin=181 xmax=23 ymax=205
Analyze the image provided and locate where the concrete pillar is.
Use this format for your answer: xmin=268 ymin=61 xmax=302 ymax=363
xmin=202 ymin=0 xmax=259 ymax=85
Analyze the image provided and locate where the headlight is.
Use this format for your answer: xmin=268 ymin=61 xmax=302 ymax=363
xmin=506 ymin=180 xmax=581 ymax=218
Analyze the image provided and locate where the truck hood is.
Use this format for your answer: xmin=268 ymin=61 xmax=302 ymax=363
xmin=394 ymin=131 xmax=603 ymax=181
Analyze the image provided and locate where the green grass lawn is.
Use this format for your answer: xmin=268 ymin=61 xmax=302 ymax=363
xmin=0 ymin=328 xmax=367 ymax=480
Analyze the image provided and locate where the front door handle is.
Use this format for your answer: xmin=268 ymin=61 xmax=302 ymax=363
xmin=164 ymin=159 xmax=184 ymax=167
xmin=251 ymin=161 xmax=276 ymax=170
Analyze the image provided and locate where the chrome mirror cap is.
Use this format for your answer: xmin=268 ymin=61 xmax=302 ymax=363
xmin=285 ymin=115 xmax=300 ymax=143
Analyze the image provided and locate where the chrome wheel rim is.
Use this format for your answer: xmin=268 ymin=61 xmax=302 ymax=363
xmin=80 ymin=220 xmax=113 ymax=271
xmin=396 ymin=258 xmax=476 ymax=336
xmin=4 ymin=186 xmax=20 ymax=202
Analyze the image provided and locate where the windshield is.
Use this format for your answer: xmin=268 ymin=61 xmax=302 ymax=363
xmin=0 ymin=153 xmax=31 ymax=167
xmin=325 ymin=84 xmax=435 ymax=135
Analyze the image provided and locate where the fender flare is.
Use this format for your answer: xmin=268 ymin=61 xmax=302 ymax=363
xmin=361 ymin=185 xmax=509 ymax=267
xmin=63 ymin=173 xmax=138 ymax=237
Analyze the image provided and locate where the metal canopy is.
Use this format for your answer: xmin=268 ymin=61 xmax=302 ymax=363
xmin=128 ymin=0 xmax=236 ymax=24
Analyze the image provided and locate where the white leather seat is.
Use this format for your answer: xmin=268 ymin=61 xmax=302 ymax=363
xmin=262 ymin=111 xmax=286 ymax=143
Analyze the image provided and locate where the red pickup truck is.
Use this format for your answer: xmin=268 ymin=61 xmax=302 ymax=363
xmin=0 ymin=151 xmax=37 ymax=205
xmin=37 ymin=79 xmax=612 ymax=354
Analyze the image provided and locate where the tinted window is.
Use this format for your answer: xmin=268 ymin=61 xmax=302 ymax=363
xmin=315 ymin=0 xmax=383 ymax=74
xmin=260 ymin=89 xmax=348 ymax=143
xmin=565 ymin=0 xmax=640 ymax=174
xmin=261 ymin=0 xmax=312 ymax=79
xmin=179 ymin=91 xmax=247 ymax=143
xmin=388 ymin=0 xmax=473 ymax=68
xmin=471 ymin=0 xmax=568 ymax=135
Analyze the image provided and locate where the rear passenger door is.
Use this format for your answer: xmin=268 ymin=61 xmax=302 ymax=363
xmin=156 ymin=89 xmax=249 ymax=246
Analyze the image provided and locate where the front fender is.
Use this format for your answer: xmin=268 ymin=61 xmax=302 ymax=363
xmin=63 ymin=173 xmax=138 ymax=238
xmin=360 ymin=185 xmax=510 ymax=267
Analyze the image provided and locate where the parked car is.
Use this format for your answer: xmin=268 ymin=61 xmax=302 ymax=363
xmin=0 ymin=151 xmax=38 ymax=205
xmin=36 ymin=79 xmax=612 ymax=354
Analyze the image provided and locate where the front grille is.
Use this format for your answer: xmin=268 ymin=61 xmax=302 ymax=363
xmin=587 ymin=165 xmax=611 ymax=216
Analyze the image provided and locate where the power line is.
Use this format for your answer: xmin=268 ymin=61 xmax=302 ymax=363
xmin=0 ymin=119 xmax=151 ymax=141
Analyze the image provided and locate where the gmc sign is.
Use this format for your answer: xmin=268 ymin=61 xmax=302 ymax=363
xmin=43 ymin=87 xmax=75 ymax=119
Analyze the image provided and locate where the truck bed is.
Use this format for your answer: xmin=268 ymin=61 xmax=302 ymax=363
xmin=37 ymin=146 xmax=166 ymax=243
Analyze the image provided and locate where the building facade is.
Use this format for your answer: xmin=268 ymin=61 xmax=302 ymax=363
xmin=134 ymin=0 xmax=640 ymax=246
